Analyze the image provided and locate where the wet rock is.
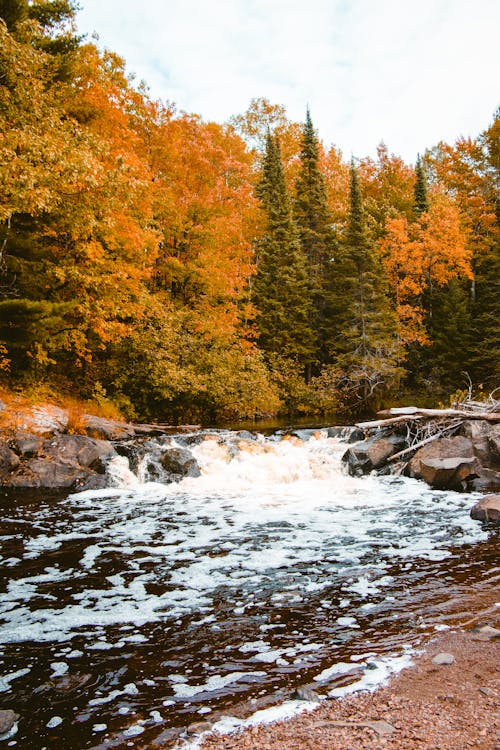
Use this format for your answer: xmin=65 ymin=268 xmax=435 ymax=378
xmin=0 ymin=443 xmax=20 ymax=478
xmin=407 ymin=436 xmax=481 ymax=490
xmin=471 ymin=624 xmax=500 ymax=640
xmin=328 ymin=426 xmax=364 ymax=443
xmin=186 ymin=721 xmax=212 ymax=734
xmin=42 ymin=435 xmax=115 ymax=468
xmin=160 ymin=447 xmax=201 ymax=478
xmin=0 ymin=709 xmax=19 ymax=739
xmin=342 ymin=434 xmax=406 ymax=476
xmin=467 ymin=467 xmax=500 ymax=493
xmin=432 ymin=652 xmax=455 ymax=665
xmin=293 ymin=685 xmax=321 ymax=702
xmin=470 ymin=494 xmax=500 ymax=522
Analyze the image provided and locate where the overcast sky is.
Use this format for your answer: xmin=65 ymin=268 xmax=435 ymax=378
xmin=75 ymin=0 xmax=500 ymax=163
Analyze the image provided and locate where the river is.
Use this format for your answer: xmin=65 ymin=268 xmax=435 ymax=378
xmin=0 ymin=428 xmax=498 ymax=749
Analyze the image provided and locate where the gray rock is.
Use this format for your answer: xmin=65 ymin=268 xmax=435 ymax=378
xmin=467 ymin=467 xmax=500 ymax=493
xmin=0 ymin=443 xmax=20 ymax=479
xmin=432 ymin=652 xmax=455 ymax=665
xmin=342 ymin=434 xmax=406 ymax=476
xmin=470 ymin=494 xmax=500 ymax=522
xmin=12 ymin=432 xmax=43 ymax=457
xmin=489 ymin=425 xmax=500 ymax=467
xmin=160 ymin=447 xmax=201 ymax=478
xmin=186 ymin=721 xmax=212 ymax=734
xmin=43 ymin=435 xmax=114 ymax=468
xmin=84 ymin=415 xmax=136 ymax=441
xmin=293 ymin=685 xmax=321 ymax=702
xmin=0 ymin=709 xmax=19 ymax=738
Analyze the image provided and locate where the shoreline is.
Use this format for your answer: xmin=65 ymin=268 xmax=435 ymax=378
xmin=189 ymin=595 xmax=500 ymax=750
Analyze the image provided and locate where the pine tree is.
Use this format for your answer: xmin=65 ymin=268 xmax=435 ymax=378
xmin=293 ymin=108 xmax=337 ymax=368
xmin=470 ymin=109 xmax=500 ymax=387
xmin=252 ymin=132 xmax=315 ymax=371
xmin=332 ymin=162 xmax=402 ymax=409
xmin=414 ymin=154 xmax=429 ymax=216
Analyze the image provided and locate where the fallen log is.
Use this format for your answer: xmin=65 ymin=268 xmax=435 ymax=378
xmin=377 ymin=407 xmax=500 ymax=422
xmin=355 ymin=415 xmax=423 ymax=429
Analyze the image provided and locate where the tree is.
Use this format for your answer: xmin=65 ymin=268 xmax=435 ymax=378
xmin=293 ymin=108 xmax=337 ymax=367
xmin=331 ymin=162 xmax=402 ymax=409
xmin=252 ymin=132 xmax=315 ymax=371
xmin=414 ymin=154 xmax=429 ymax=216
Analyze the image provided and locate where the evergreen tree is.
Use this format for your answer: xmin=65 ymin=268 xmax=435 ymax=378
xmin=293 ymin=108 xmax=337 ymax=367
xmin=332 ymin=162 xmax=402 ymax=409
xmin=252 ymin=132 xmax=315 ymax=371
xmin=470 ymin=108 xmax=500 ymax=388
xmin=428 ymin=277 xmax=472 ymax=389
xmin=414 ymin=154 xmax=429 ymax=215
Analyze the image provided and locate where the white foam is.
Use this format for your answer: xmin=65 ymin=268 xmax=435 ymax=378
xmin=46 ymin=716 xmax=63 ymax=728
xmin=172 ymin=672 xmax=266 ymax=698
xmin=0 ymin=668 xmax=30 ymax=693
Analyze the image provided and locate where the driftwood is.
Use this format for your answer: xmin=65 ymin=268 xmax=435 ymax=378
xmin=355 ymin=415 xmax=424 ymax=429
xmin=386 ymin=420 xmax=463 ymax=462
xmin=376 ymin=406 xmax=500 ymax=422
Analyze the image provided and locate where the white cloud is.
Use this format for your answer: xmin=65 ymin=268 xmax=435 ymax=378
xmin=76 ymin=0 xmax=500 ymax=161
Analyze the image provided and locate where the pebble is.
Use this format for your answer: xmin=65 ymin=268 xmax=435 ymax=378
xmin=432 ymin=652 xmax=455 ymax=665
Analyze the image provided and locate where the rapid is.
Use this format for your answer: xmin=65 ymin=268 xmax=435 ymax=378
xmin=0 ymin=428 xmax=497 ymax=749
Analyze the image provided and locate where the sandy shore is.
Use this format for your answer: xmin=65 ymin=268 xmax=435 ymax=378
xmin=193 ymin=607 xmax=500 ymax=750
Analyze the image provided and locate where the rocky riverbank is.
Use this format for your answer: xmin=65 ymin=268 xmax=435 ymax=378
xmin=194 ymin=621 xmax=500 ymax=750
xmin=0 ymin=402 xmax=201 ymax=492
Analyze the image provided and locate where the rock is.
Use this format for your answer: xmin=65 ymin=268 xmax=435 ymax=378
xmin=0 ymin=443 xmax=20 ymax=479
xmin=364 ymin=720 xmax=396 ymax=736
xmin=488 ymin=426 xmax=500 ymax=466
xmin=84 ymin=415 xmax=136 ymax=441
xmin=0 ymin=709 xmax=19 ymax=739
xmin=186 ymin=721 xmax=212 ymax=734
xmin=460 ymin=420 xmax=493 ymax=465
xmin=467 ymin=467 xmax=500 ymax=493
xmin=160 ymin=447 xmax=201 ymax=478
xmin=470 ymin=494 xmax=500 ymax=522
xmin=407 ymin=436 xmax=481 ymax=490
xmin=342 ymin=434 xmax=406 ymax=476
xmin=293 ymin=685 xmax=321 ymax=702
xmin=12 ymin=432 xmax=42 ymax=457
xmin=3 ymin=434 xmax=116 ymax=491
xmin=328 ymin=426 xmax=364 ymax=443
xmin=471 ymin=624 xmax=500 ymax=640
xmin=432 ymin=652 xmax=455 ymax=665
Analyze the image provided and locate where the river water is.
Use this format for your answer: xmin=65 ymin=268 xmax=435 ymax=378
xmin=0 ymin=428 xmax=498 ymax=749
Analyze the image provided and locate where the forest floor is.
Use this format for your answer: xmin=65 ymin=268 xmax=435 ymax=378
xmin=194 ymin=602 xmax=500 ymax=750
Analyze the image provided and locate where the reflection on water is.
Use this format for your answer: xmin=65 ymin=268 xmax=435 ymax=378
xmin=0 ymin=429 xmax=497 ymax=749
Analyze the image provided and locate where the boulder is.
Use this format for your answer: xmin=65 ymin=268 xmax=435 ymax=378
xmin=160 ymin=447 xmax=201 ymax=478
xmin=489 ymin=425 xmax=500 ymax=467
xmin=84 ymin=415 xmax=136 ymax=441
xmin=0 ymin=709 xmax=19 ymax=740
xmin=3 ymin=435 xmax=115 ymax=491
xmin=407 ymin=436 xmax=481 ymax=490
xmin=470 ymin=494 xmax=500 ymax=522
xmin=467 ymin=467 xmax=500 ymax=493
xmin=460 ymin=420 xmax=493 ymax=465
xmin=342 ymin=434 xmax=406 ymax=476
xmin=328 ymin=426 xmax=365 ymax=443
xmin=0 ymin=443 xmax=20 ymax=478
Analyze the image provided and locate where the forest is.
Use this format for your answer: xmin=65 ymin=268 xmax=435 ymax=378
xmin=1 ymin=0 xmax=499 ymax=423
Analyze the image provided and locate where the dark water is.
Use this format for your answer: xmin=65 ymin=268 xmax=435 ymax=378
xmin=0 ymin=430 xmax=497 ymax=749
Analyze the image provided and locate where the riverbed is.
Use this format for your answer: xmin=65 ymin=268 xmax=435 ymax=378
xmin=0 ymin=428 xmax=497 ymax=749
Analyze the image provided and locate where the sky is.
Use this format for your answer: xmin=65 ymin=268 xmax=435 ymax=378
xmin=75 ymin=0 xmax=500 ymax=163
